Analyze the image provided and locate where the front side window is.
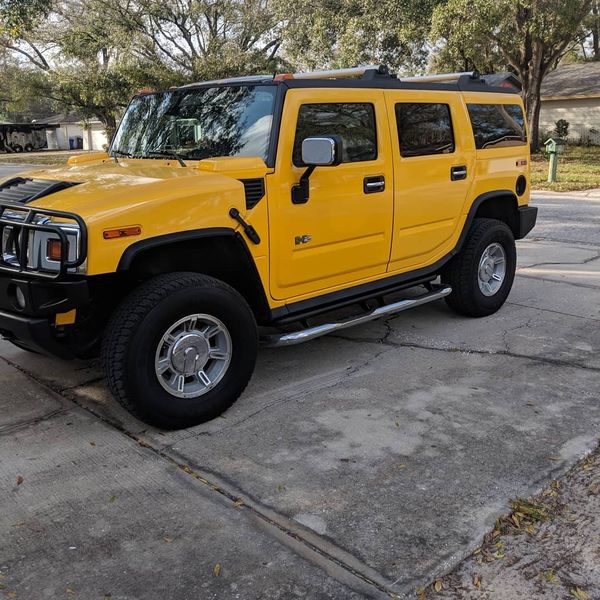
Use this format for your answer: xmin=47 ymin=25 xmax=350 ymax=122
xmin=467 ymin=103 xmax=527 ymax=149
xmin=111 ymin=85 xmax=277 ymax=161
xmin=292 ymin=103 xmax=377 ymax=166
xmin=395 ymin=103 xmax=455 ymax=157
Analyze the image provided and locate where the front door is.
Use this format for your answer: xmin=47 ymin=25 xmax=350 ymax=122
xmin=268 ymin=89 xmax=394 ymax=301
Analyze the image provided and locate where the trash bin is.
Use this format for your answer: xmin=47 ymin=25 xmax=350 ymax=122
xmin=68 ymin=137 xmax=76 ymax=150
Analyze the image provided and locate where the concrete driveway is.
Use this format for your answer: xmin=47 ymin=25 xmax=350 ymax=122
xmin=1 ymin=191 xmax=599 ymax=599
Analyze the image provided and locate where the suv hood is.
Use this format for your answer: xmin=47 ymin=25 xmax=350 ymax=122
xmin=0 ymin=159 xmax=246 ymax=224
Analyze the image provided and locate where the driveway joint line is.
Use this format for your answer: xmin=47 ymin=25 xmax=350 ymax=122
xmin=0 ymin=352 xmax=404 ymax=599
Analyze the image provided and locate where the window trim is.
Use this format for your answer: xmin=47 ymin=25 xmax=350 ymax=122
xmin=395 ymin=102 xmax=456 ymax=159
xmin=467 ymin=102 xmax=527 ymax=150
xmin=292 ymin=101 xmax=378 ymax=167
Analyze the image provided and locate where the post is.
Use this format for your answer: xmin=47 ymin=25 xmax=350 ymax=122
xmin=547 ymin=150 xmax=558 ymax=183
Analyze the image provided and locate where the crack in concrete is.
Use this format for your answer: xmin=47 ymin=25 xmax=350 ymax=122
xmin=516 ymin=273 xmax=600 ymax=290
xmin=505 ymin=301 xmax=600 ymax=323
xmin=331 ymin=333 xmax=600 ymax=374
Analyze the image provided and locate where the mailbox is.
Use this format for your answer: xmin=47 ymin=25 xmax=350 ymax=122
xmin=544 ymin=138 xmax=566 ymax=183
xmin=544 ymin=137 xmax=566 ymax=155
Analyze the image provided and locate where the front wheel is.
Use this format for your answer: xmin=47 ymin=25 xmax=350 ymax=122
xmin=102 ymin=272 xmax=258 ymax=429
xmin=442 ymin=218 xmax=516 ymax=317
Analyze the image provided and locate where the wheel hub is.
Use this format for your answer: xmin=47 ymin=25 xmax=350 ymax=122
xmin=478 ymin=243 xmax=506 ymax=297
xmin=155 ymin=314 xmax=232 ymax=399
xmin=170 ymin=333 xmax=210 ymax=376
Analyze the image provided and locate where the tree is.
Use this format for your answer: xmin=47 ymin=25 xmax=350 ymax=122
xmin=278 ymin=0 xmax=444 ymax=73
xmin=431 ymin=0 xmax=593 ymax=150
xmin=100 ymin=0 xmax=286 ymax=81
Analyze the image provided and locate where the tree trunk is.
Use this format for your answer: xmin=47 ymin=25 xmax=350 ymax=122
xmin=99 ymin=112 xmax=118 ymax=148
xmin=593 ymin=2 xmax=600 ymax=60
xmin=521 ymin=68 xmax=544 ymax=153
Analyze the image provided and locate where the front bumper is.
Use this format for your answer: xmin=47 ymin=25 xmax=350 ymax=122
xmin=0 ymin=309 xmax=74 ymax=358
xmin=518 ymin=205 xmax=538 ymax=239
xmin=0 ymin=276 xmax=90 ymax=358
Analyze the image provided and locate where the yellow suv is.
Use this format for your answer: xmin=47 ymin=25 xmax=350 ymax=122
xmin=0 ymin=65 xmax=536 ymax=428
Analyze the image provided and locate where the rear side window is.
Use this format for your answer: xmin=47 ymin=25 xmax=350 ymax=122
xmin=395 ymin=103 xmax=455 ymax=157
xmin=293 ymin=103 xmax=377 ymax=166
xmin=467 ymin=104 xmax=526 ymax=149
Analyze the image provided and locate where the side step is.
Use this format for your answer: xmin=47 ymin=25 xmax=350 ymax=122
xmin=261 ymin=284 xmax=452 ymax=347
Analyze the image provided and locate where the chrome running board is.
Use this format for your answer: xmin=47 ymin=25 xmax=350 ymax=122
xmin=261 ymin=285 xmax=452 ymax=347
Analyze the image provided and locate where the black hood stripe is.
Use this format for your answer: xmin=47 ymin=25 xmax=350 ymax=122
xmin=0 ymin=177 xmax=80 ymax=204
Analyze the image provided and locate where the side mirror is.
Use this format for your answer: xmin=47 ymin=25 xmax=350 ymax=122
xmin=293 ymin=136 xmax=343 ymax=204
xmin=301 ymin=136 xmax=342 ymax=166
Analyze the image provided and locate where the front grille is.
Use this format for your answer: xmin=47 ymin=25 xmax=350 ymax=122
xmin=0 ymin=178 xmax=79 ymax=204
xmin=239 ymin=178 xmax=265 ymax=210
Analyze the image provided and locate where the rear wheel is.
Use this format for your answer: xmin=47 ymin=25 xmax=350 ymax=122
xmin=442 ymin=218 xmax=516 ymax=317
xmin=102 ymin=272 xmax=258 ymax=429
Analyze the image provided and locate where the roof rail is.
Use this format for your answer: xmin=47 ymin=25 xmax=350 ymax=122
xmin=399 ymin=71 xmax=480 ymax=83
xmin=276 ymin=64 xmax=391 ymax=81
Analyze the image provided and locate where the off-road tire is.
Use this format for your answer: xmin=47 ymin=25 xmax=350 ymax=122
xmin=102 ymin=272 xmax=258 ymax=429
xmin=442 ymin=218 xmax=516 ymax=317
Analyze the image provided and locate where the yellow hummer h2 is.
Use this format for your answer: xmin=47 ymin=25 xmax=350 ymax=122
xmin=0 ymin=65 xmax=536 ymax=429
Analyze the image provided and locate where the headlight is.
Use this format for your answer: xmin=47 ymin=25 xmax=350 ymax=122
xmin=1 ymin=220 xmax=83 ymax=273
xmin=29 ymin=222 xmax=82 ymax=273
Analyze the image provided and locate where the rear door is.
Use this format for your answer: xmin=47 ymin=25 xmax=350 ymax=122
xmin=384 ymin=91 xmax=474 ymax=272
xmin=268 ymin=88 xmax=394 ymax=301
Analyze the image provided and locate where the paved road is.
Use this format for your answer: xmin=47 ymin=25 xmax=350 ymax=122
xmin=0 ymin=163 xmax=42 ymax=177
xmin=0 ymin=191 xmax=599 ymax=599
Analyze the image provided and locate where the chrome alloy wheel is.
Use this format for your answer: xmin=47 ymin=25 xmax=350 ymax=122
xmin=478 ymin=242 xmax=506 ymax=297
xmin=154 ymin=314 xmax=232 ymax=398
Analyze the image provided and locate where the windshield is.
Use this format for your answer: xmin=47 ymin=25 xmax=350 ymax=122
xmin=111 ymin=85 xmax=277 ymax=162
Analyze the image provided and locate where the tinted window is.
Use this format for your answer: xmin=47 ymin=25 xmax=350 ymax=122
xmin=111 ymin=85 xmax=276 ymax=161
xmin=293 ymin=103 xmax=377 ymax=166
xmin=395 ymin=103 xmax=455 ymax=157
xmin=467 ymin=104 xmax=526 ymax=149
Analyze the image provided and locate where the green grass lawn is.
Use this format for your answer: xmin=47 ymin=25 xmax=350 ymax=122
xmin=531 ymin=146 xmax=600 ymax=192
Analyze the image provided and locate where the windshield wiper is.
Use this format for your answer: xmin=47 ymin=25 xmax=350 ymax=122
xmin=145 ymin=149 xmax=187 ymax=167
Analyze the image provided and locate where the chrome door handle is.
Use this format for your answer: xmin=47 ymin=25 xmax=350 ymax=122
xmin=451 ymin=166 xmax=467 ymax=181
xmin=364 ymin=176 xmax=385 ymax=193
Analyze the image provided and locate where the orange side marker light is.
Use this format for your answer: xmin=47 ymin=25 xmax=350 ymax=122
xmin=103 ymin=226 xmax=142 ymax=240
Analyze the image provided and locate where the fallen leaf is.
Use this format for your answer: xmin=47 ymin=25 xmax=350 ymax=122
xmin=89 ymin=442 xmax=96 ymax=447
xmin=433 ymin=579 xmax=443 ymax=592
xmin=213 ymin=563 xmax=222 ymax=577
xmin=473 ymin=574 xmax=481 ymax=588
xmin=163 ymin=537 xmax=173 ymax=544
xmin=6 ymin=592 xmax=16 ymax=598
xmin=277 ymin=485 xmax=285 ymax=492
xmin=571 ymin=587 xmax=590 ymax=600
xmin=108 ymin=495 xmax=116 ymax=503
xmin=16 ymin=476 xmax=23 ymax=486
xmin=65 ymin=587 xmax=75 ymax=595
xmin=546 ymin=456 xmax=561 ymax=461
xmin=233 ymin=498 xmax=244 ymax=508
xmin=416 ymin=587 xmax=426 ymax=600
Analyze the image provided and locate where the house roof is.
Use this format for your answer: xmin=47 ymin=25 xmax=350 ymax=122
xmin=541 ymin=62 xmax=600 ymax=100
xmin=33 ymin=112 xmax=102 ymax=125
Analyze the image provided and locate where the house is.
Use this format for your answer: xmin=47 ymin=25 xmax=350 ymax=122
xmin=36 ymin=113 xmax=109 ymax=151
xmin=539 ymin=62 xmax=600 ymax=145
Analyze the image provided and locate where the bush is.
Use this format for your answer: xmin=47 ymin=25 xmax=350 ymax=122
xmin=553 ymin=119 xmax=570 ymax=139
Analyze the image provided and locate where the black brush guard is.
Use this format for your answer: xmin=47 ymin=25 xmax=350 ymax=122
xmin=0 ymin=201 xmax=87 ymax=280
